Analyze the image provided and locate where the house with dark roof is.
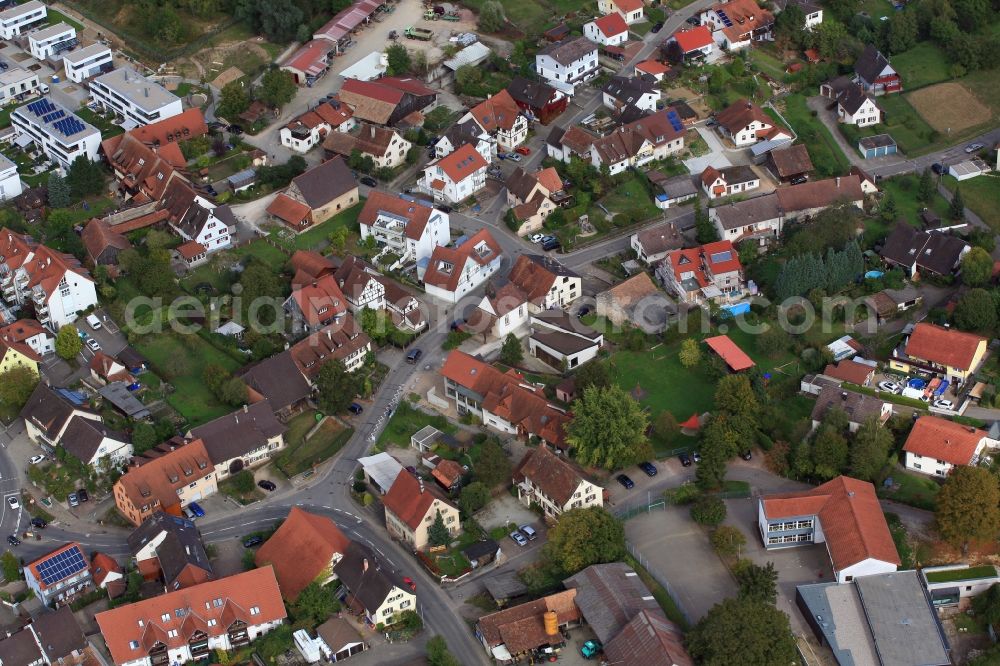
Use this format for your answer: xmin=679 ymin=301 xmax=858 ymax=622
xmin=601 ymin=75 xmax=660 ymax=120
xmin=811 ymin=385 xmax=892 ymax=432
xmin=853 ymin=44 xmax=901 ymax=95
xmin=59 ymin=412 xmax=131 ymax=467
xmin=506 ymin=76 xmax=568 ymax=124
xmin=534 ymin=37 xmax=600 ymax=93
xmin=267 ymin=157 xmax=358 ymax=232
xmin=589 ymin=110 xmax=686 ymax=174
xmin=333 ymin=541 xmax=416 ymax=627
xmin=81 ymin=218 xmax=131 ymax=268
xmin=659 ymin=240 xmax=745 ymax=304
xmin=890 ymin=322 xmax=988 ymax=385
xmin=337 ymin=76 xmax=437 ymax=126
xmin=700 ymin=165 xmax=760 ymax=199
xmin=759 ymin=476 xmax=900 ymax=583
xmin=434 ymin=118 xmax=494 ymax=163
xmin=128 ymin=512 xmax=213 ymax=592
xmin=255 ymin=507 xmax=350 ymax=600
xmin=596 ymin=272 xmax=675 ymax=333
xmin=647 ymin=171 xmax=698 ymax=211
xmin=879 ymin=223 xmax=969 ymax=278
xmin=322 ymin=123 xmax=412 ymax=169
xmin=289 ymin=317 xmax=373 ymax=378
xmin=315 ymin=253 xmax=424 ymax=331
xmin=903 ymin=415 xmax=999 ymax=478
xmin=382 ymin=470 xmax=460 ymax=550
xmin=421 ymin=228 xmax=502 ymax=303
xmin=475 ymin=589 xmax=582 ymax=663
xmin=237 ymin=350 xmax=313 ymax=417
xmin=514 ymin=445 xmax=603 ymax=519
xmin=768 ymin=144 xmax=813 ymax=182
xmin=357 ymin=191 xmax=450 ymax=265
xmin=631 ymin=220 xmax=685 ymax=263
xmin=819 ymin=76 xmax=882 ymax=126
xmin=189 ymin=402 xmax=286 ymax=480
xmin=545 ymin=124 xmax=596 ymax=163
xmin=314 ymin=617 xmax=368 ymax=662
xmin=0 ymin=606 xmax=87 ymax=666
xmin=529 ymin=309 xmax=603 ymax=370
xmin=504 ymin=167 xmax=564 ymax=236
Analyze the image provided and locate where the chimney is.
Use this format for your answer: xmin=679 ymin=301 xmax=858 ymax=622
xmin=746 ymin=102 xmax=751 ymax=109
xmin=419 ymin=478 xmax=424 ymax=494
xmin=327 ymin=329 xmax=332 ymax=340
xmin=836 ymin=177 xmax=841 ymax=187
xmin=362 ymin=558 xmax=369 ymax=573
xmin=144 ymin=88 xmax=149 ymax=98
xmin=243 ymin=404 xmax=248 ymax=413
xmin=370 ymin=126 xmax=375 ymax=138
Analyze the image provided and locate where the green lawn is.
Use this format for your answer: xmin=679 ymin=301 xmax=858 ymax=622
xmin=270 ymin=201 xmax=365 ymax=252
xmin=378 ymin=401 xmax=456 ymax=449
xmin=181 ymin=259 xmax=234 ymax=294
xmin=878 ymin=469 xmax=939 ymax=510
xmin=75 ymin=107 xmax=124 ymax=139
xmin=943 ymin=174 xmax=1000 ymax=232
xmin=276 ymin=412 xmax=354 ymax=477
xmin=609 ymin=348 xmax=716 ymax=424
xmin=749 ymin=49 xmax=789 ymax=81
xmin=457 ymin=0 xmax=549 ymax=33
xmin=870 ymin=95 xmax=936 ymax=155
xmin=925 ymin=565 xmax=998 ymax=583
xmin=685 ymin=129 xmax=709 ymax=157
xmin=232 ymin=241 xmax=290 ymax=271
xmin=891 ymin=42 xmax=951 ymax=91
xmin=135 ymin=333 xmax=242 ymax=426
xmin=878 ymin=173 xmax=952 ymax=224
xmin=601 ymin=177 xmax=659 ymax=221
xmin=781 ymin=95 xmax=851 ymax=177
xmin=46 ymin=9 xmax=85 ymax=32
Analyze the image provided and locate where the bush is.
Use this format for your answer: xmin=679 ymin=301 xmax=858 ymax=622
xmin=690 ymin=495 xmax=726 ymax=526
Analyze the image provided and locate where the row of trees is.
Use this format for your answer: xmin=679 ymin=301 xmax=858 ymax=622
xmin=790 ymin=410 xmax=895 ymax=483
xmin=774 ymin=241 xmax=864 ymax=301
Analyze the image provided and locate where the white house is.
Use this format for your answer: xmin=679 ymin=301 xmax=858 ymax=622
xmin=589 ymin=110 xmax=685 ymax=175
xmin=464 ymin=89 xmax=528 ymax=151
xmin=28 ymin=23 xmax=77 ymax=61
xmin=332 ymin=542 xmax=418 ymax=628
xmin=435 ymin=119 xmax=494 ymax=163
xmin=0 ymin=66 xmax=39 ymax=105
xmin=598 ymin=0 xmax=644 ymax=24
xmin=602 ymin=75 xmax=660 ymax=117
xmin=63 ymin=43 xmax=114 ymax=83
xmin=323 ymin=123 xmax=412 ymax=169
xmin=514 ymin=445 xmax=604 ymax=519
xmin=535 ymin=37 xmax=599 ymax=94
xmin=716 ymin=99 xmax=784 ymax=147
xmin=529 ymin=310 xmax=603 ymax=369
xmin=0 ymin=152 xmax=23 ymax=201
xmin=164 ymin=186 xmax=232 ymax=253
xmin=700 ymin=165 xmax=761 ymax=199
xmin=24 ymin=543 xmax=93 ymax=607
xmin=279 ymin=99 xmax=355 ymax=153
xmin=584 ymin=13 xmax=629 ymax=47
xmin=90 ymin=67 xmax=183 ymax=127
xmin=837 ymin=87 xmax=881 ymax=126
xmin=0 ymin=319 xmax=55 ymax=356
xmin=758 ymin=476 xmax=900 ymax=583
xmin=422 ymin=229 xmax=502 ymax=303
xmin=11 ymin=97 xmax=102 ymax=169
xmin=0 ymin=229 xmax=98 ymax=330
xmin=903 ymin=415 xmax=1000 ymax=477
xmin=59 ymin=415 xmax=133 ymax=467
xmin=420 ymin=143 xmax=488 ymax=204
xmin=0 ymin=0 xmax=46 ymax=39
xmin=358 ymin=191 xmax=450 ymax=266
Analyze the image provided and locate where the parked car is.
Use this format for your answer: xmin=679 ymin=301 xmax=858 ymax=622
xmin=77 ymin=489 xmax=89 ymax=503
xmin=403 ymin=576 xmax=416 ymax=591
xmin=188 ymin=502 xmax=206 ymax=518
xmin=227 ymin=124 xmax=244 ymax=135
xmin=86 ymin=314 xmax=102 ymax=330
xmin=406 ymin=348 xmax=423 ymax=364
xmin=542 ymin=238 xmax=560 ymax=251
xmin=790 ymin=176 xmax=808 ymax=185
xmin=965 ymin=143 xmax=985 ymax=153
xmin=686 ymin=16 xmax=700 ymax=25
xmin=639 ymin=461 xmax=658 ymax=477
xmin=510 ymin=530 xmax=528 ymax=546
xmin=348 ymin=402 xmax=364 ymax=415
xmin=183 ymin=506 xmax=197 ymax=520
xmin=530 ymin=233 xmax=545 ymax=243
xmin=243 ymin=536 xmax=263 ymax=548
xmin=515 ymin=146 xmax=531 ymax=155
xmin=30 ymin=517 xmax=47 ymax=529
xmin=257 ymin=480 xmax=277 ymax=491
xmin=616 ymin=474 xmax=635 ymax=489
xmin=86 ymin=338 xmax=100 ymax=352
xmin=741 ymin=449 xmax=753 ymax=461
xmin=359 ymin=175 xmax=378 ymax=187
xmin=933 ymin=399 xmax=955 ymax=410
xmin=878 ymin=381 xmax=902 ymax=393
xmin=692 ymin=451 xmax=702 ymax=463
xmin=7 ymin=535 xmax=19 ymax=547
xmin=497 ymin=153 xmax=508 ymax=160
xmin=519 ymin=525 xmax=538 ymax=540
xmin=931 ymin=162 xmax=945 ymax=174
xmin=679 ymin=453 xmax=693 ymax=467
xmin=29 ymin=454 xmax=46 ymax=465
xmin=6 ymin=496 xmax=19 ymax=510
xmin=577 ymin=305 xmax=591 ymax=318
xmin=436 ymin=204 xmax=453 ymax=213
xmin=508 ymin=153 xmax=522 ymax=162
xmin=67 ymin=492 xmax=79 ymax=507
xmin=651 ymin=20 xmax=664 ymax=32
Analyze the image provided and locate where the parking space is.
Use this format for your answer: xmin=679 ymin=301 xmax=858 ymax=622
xmin=683 ymin=125 xmax=734 ymax=173
xmin=874 ymin=370 xmax=960 ymax=411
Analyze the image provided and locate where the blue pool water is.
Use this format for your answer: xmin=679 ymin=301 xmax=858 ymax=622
xmin=865 ymin=270 xmax=884 ymax=279
xmin=721 ymin=302 xmax=751 ymax=317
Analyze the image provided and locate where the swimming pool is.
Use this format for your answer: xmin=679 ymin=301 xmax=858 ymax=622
xmin=721 ymin=302 xmax=751 ymax=317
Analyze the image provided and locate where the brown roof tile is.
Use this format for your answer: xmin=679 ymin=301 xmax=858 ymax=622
xmin=904 ymin=323 xmax=986 ymax=372
xmin=255 ymin=507 xmax=351 ymax=600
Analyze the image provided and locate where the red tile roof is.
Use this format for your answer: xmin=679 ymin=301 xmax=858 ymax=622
xmin=635 ymin=60 xmax=670 ymax=76
xmin=266 ymin=193 xmax=312 ymax=226
xmin=358 ymin=190 xmax=434 ymax=241
xmin=668 ymin=240 xmax=742 ymax=290
xmin=761 ymin=476 xmax=900 ymax=572
xmin=431 ymin=459 xmax=464 ymax=489
xmin=903 ymin=415 xmax=987 ymax=466
xmin=823 ymin=360 xmax=875 ymax=385
xmin=0 ymin=319 xmax=49 ymax=346
xmin=477 ymin=590 xmax=581 ymax=654
xmin=287 ymin=274 xmax=347 ymax=328
xmin=129 ymin=108 xmax=208 ymax=149
xmin=0 ymin=230 xmax=93 ymax=300
xmin=612 ymin=0 xmax=643 ymax=12
xmin=288 ymin=315 xmax=371 ymax=378
xmin=81 ymin=218 xmax=130 ymax=264
xmin=90 ymin=552 xmax=123 ymax=587
xmin=423 ymin=228 xmax=502 ymax=294
xmin=289 ymin=250 xmax=336 ymax=280
xmin=673 ymin=26 xmax=712 ymax=52
xmin=436 ymin=143 xmax=489 ymax=183
xmin=284 ymin=39 xmax=331 ymax=75
xmin=255 ymin=507 xmax=351 ymax=600
xmin=704 ymin=334 xmax=755 ymax=371
xmin=593 ymin=12 xmax=629 ymax=37
xmin=176 ymin=240 xmax=206 ymax=261
xmin=904 ymin=323 xmax=986 ymax=372
xmin=716 ymin=98 xmax=771 ymax=134
xmin=382 ymin=470 xmax=453 ymax=530
xmin=469 ymin=89 xmax=522 ymax=132
xmin=96 ymin=567 xmax=286 ymax=665
xmin=534 ymin=167 xmax=563 ymax=194
xmin=513 ymin=446 xmax=588 ymax=506
xmin=114 ymin=439 xmax=213 ymax=519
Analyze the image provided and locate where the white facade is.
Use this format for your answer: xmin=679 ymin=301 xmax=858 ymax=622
xmin=420 ymin=160 xmax=487 ymax=204
xmin=535 ymin=46 xmax=599 ymax=92
xmin=28 ymin=23 xmax=77 ymax=60
xmin=0 ymin=257 xmax=98 ymax=332
xmin=25 ymin=556 xmax=92 ymax=606
xmin=80 ymin=433 xmax=133 ymax=468
xmin=12 ymin=97 xmax=102 ymax=169
xmin=722 ymin=119 xmax=772 ymax=146
xmin=517 ymin=472 xmax=604 ymax=519
xmin=839 ymin=97 xmax=881 ymax=126
xmin=0 ymin=67 xmax=39 ymax=105
xmin=0 ymin=0 xmax=46 ymax=39
xmin=90 ymin=67 xmax=183 ymax=127
xmin=590 ymin=135 xmax=685 ymax=175
xmin=423 ymin=248 xmax=503 ymax=303
xmin=170 ymin=198 xmax=232 ymax=253
xmin=597 ymin=0 xmax=644 ymax=23
xmin=0 ymin=152 xmax=23 ymax=201
xmin=477 ymin=295 xmax=529 ymax=339
xmin=584 ymin=19 xmax=628 ymax=46
xmin=63 ymin=43 xmax=113 ymax=83
xmin=359 ymin=207 xmax=450 ymax=266
xmin=804 ymin=7 xmax=823 ymax=28
xmin=602 ymin=88 xmax=659 ymax=114
xmin=435 ymin=131 xmax=494 ymax=163
xmin=836 ymin=558 xmax=899 ymax=584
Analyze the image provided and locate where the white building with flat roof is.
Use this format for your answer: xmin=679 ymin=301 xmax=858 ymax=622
xmin=28 ymin=22 xmax=77 ymax=60
xmin=0 ymin=153 xmax=23 ymax=201
xmin=0 ymin=0 xmax=46 ymax=39
xmin=89 ymin=67 xmax=183 ymax=127
xmin=63 ymin=43 xmax=113 ymax=83
xmin=0 ymin=66 xmax=39 ymax=105
xmin=12 ymin=97 xmax=101 ymax=169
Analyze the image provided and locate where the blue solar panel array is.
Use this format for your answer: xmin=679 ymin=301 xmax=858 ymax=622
xmin=42 ymin=110 xmax=65 ymax=124
xmin=27 ymin=98 xmax=57 ymax=117
xmin=35 ymin=545 xmax=87 ymax=586
xmin=666 ymin=110 xmax=683 ymax=132
xmin=53 ymin=117 xmax=86 ymax=137
xmin=717 ymin=9 xmax=733 ymax=26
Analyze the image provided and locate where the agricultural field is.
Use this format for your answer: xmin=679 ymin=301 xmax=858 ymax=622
xmin=908 ymin=83 xmax=991 ymax=136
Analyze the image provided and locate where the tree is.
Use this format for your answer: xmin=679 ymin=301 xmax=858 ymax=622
xmin=230 ymin=469 xmax=255 ymax=494
xmin=917 ymin=168 xmax=935 ymax=203
xmin=811 ymin=425 xmax=849 ymax=480
xmin=454 ymin=64 xmax=482 ymax=94
xmin=55 ymin=325 xmax=82 ymax=360
xmin=755 ymin=326 xmax=790 ymax=359
xmin=886 ymin=9 xmax=918 ymax=52
xmin=567 ymin=385 xmax=650 ymax=470
xmin=973 ymin=583 xmax=1000 ymax=626
xmin=256 ymin=68 xmax=297 ymax=108
xmin=679 ymin=338 xmax=702 ymax=367
xmin=714 ymin=375 xmax=758 ymax=420
xmin=574 ymin=360 xmax=610 ymax=392
xmin=478 ymin=0 xmax=506 ymax=31
xmin=316 ymin=360 xmax=358 ymax=415
xmin=696 ymin=445 xmax=728 ymax=490
xmin=217 ymin=81 xmax=250 ymax=122
xmin=0 ymin=367 xmax=38 ymax=410
xmin=0 ymin=551 xmax=19 ymax=582
xmin=734 ymin=560 xmax=778 ymax=604
xmin=459 ymin=481 xmax=491 ymax=514
xmin=961 ymin=247 xmax=993 ymax=287
xmin=950 ymin=186 xmax=966 ymax=221
xmin=773 ymin=3 xmax=806 ymax=48
xmin=131 ymin=422 xmax=159 ymax=454
xmin=654 ymin=410 xmax=678 ymax=439
xmin=47 ymin=172 xmax=71 ymax=208
xmin=292 ymin=582 xmax=338 ymax=627
xmin=711 ymin=525 xmax=747 ymax=558
xmin=849 ymin=417 xmax=893 ymax=482
xmin=235 ymin=0 xmax=304 ymax=42
xmin=954 ymin=288 xmax=997 ymax=333
xmin=880 ymin=192 xmax=898 ymax=222
xmin=426 ymin=636 xmax=460 ymax=666
xmin=427 ymin=509 xmax=451 ymax=547
xmin=66 ymin=156 xmax=105 ymax=199
xmin=543 ymin=507 xmax=625 ymax=575
xmin=694 ymin=198 xmax=718 ymax=244
xmin=238 ymin=258 xmax=284 ymax=326
xmin=475 ymin=439 xmax=511 ymax=487
xmin=687 ymin=597 xmax=798 ymax=666
xmin=499 ymin=333 xmax=523 ymax=366
xmin=935 ymin=465 xmax=1000 ymax=553
xmin=690 ymin=495 xmax=726 ymax=526
xmin=386 ymin=43 xmax=411 ymax=76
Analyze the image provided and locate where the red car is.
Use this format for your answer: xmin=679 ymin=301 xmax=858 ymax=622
xmin=403 ymin=576 xmax=416 ymax=591
xmin=515 ymin=146 xmax=531 ymax=155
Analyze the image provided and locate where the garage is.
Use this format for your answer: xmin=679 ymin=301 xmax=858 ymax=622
xmin=858 ymin=134 xmax=897 ymax=159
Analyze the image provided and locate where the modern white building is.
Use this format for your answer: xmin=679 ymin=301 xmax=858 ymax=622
xmin=0 ymin=152 xmax=23 ymax=201
xmin=90 ymin=67 xmax=183 ymax=127
xmin=0 ymin=0 xmax=46 ymax=40
xmin=0 ymin=66 xmax=39 ymax=105
xmin=11 ymin=97 xmax=102 ymax=169
xmin=535 ymin=37 xmax=599 ymax=94
xmin=357 ymin=191 xmax=450 ymax=266
xmin=28 ymin=22 xmax=77 ymax=60
xmin=62 ymin=43 xmax=114 ymax=83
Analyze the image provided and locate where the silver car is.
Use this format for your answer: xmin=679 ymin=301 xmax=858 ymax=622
xmin=510 ymin=531 xmax=528 ymax=546
xmin=965 ymin=143 xmax=985 ymax=153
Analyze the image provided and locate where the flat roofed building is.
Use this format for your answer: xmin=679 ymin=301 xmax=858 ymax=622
xmin=28 ymin=22 xmax=77 ymax=60
xmin=0 ymin=151 xmax=22 ymax=201
xmin=0 ymin=66 xmax=39 ymax=105
xmin=0 ymin=0 xmax=46 ymax=39
xmin=12 ymin=96 xmax=101 ymax=169
xmin=63 ymin=43 xmax=114 ymax=83
xmin=90 ymin=67 xmax=183 ymax=127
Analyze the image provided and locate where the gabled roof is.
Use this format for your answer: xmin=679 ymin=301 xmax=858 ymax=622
xmin=95 ymin=567 xmax=286 ymax=665
xmin=25 ymin=543 xmax=89 ymax=591
xmin=603 ymin=609 xmax=693 ymax=666
xmin=761 ymin=476 xmax=900 ymax=572
xmin=769 ymin=144 xmax=813 ymax=178
xmin=382 ymin=470 xmax=454 ymax=530
xmin=267 ymin=193 xmax=312 ymax=226
xmin=903 ymin=415 xmax=986 ymax=466
xmin=290 ymin=250 xmax=337 ymax=280
xmin=128 ymin=512 xmax=213 ymax=590
xmin=600 ymin=272 xmax=660 ymax=308
xmin=716 ymin=99 xmax=771 ymax=133
xmin=538 ymin=36 xmax=598 ymax=66
xmin=592 ymin=12 xmax=629 ymax=37
xmin=612 ymin=0 xmax=643 ymax=12
xmin=635 ymin=221 xmax=684 ymax=256
xmin=237 ymin=350 xmax=312 ymax=411
xmin=116 ymin=440 xmax=214 ymax=513
xmin=20 ymin=383 xmax=96 ymax=441
xmin=837 ymin=82 xmax=877 ymax=116
xmin=288 ymin=316 xmax=371 ymax=379
xmin=507 ymin=76 xmax=560 ymax=109
xmin=712 ymin=192 xmax=782 ymax=231
xmin=469 ymin=89 xmax=522 ymax=132
xmin=477 ymin=589 xmax=581 ymax=654
xmin=513 ymin=446 xmax=588 ymax=507
xmin=333 ymin=541 xmax=410 ymax=615
xmin=0 ymin=319 xmax=50 ymax=346
xmin=854 ymin=44 xmax=895 ymax=84
xmin=290 ymin=157 xmax=357 ymax=209
xmin=822 ymin=359 xmax=875 ymax=385
xmin=190 ymin=402 xmax=285 ymax=465
xmin=287 ymin=273 xmax=347 ymax=328
xmin=61 ymin=414 xmax=128 ymax=464
xmin=673 ymin=25 xmax=712 ymax=52
xmin=434 ymin=143 xmax=489 ymax=183
xmin=704 ymin=334 xmax=754 ymax=371
xmin=904 ymin=323 xmax=986 ymax=372
xmin=0 ymin=626 xmax=42 ymax=666
xmin=32 ymin=605 xmax=87 ymax=662
xmin=255 ymin=507 xmax=351 ymax=601
xmin=0 ymin=229 xmax=93 ymax=299
xmin=129 ymin=108 xmax=209 ymax=149
xmin=775 ymin=175 xmax=864 ymax=212
xmin=423 ymin=228 xmax=502 ymax=293
xmin=880 ymin=224 xmax=969 ymax=276
xmin=507 ymin=254 xmax=579 ymax=306
xmin=563 ymin=563 xmax=661 ymax=644
xmin=358 ymin=190 xmax=435 ymax=241
xmin=811 ymin=385 xmax=889 ymax=426
xmin=82 ymin=218 xmax=131 ymax=263
xmin=283 ymin=39 xmax=331 ymax=76
xmin=323 ymin=123 xmax=401 ymax=158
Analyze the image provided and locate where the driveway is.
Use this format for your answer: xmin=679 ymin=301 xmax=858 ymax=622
xmin=683 ymin=125 xmax=734 ymax=174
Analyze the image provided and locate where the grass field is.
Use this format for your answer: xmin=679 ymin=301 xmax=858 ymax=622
xmin=610 ymin=348 xmax=717 ymax=423
xmin=46 ymin=9 xmax=84 ymax=32
xmin=135 ymin=333 xmax=242 ymax=426
xmin=749 ymin=49 xmax=789 ymax=80
xmin=76 ymin=107 xmax=125 ymax=140
xmin=877 ymin=469 xmax=939 ymax=510
xmin=878 ymin=173 xmax=952 ymax=223
xmin=890 ymin=42 xmax=951 ymax=91
xmin=378 ymin=401 xmax=456 ymax=449
xmin=909 ymin=82 xmax=991 ymax=135
xmin=925 ymin=565 xmax=998 ymax=583
xmin=602 ymin=176 xmax=659 ymax=220
xmin=270 ymin=201 xmax=365 ymax=253
xmin=277 ymin=411 xmax=354 ymax=477
xmin=943 ymin=174 xmax=1000 ymax=232
xmin=781 ymin=95 xmax=851 ymax=177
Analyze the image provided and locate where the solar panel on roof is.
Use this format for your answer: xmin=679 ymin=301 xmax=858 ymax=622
xmin=35 ymin=545 xmax=87 ymax=586
xmin=717 ymin=9 xmax=733 ymax=26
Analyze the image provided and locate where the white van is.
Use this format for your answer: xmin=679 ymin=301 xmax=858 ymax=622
xmin=85 ymin=314 xmax=102 ymax=330
xmin=38 ymin=83 xmax=49 ymax=94
xmin=901 ymin=387 xmax=928 ymax=401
